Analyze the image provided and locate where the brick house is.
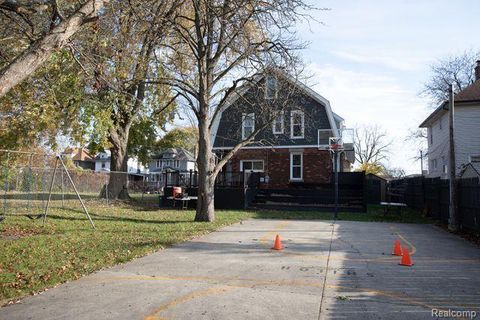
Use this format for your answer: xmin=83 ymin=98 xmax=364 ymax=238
xmin=211 ymin=69 xmax=354 ymax=189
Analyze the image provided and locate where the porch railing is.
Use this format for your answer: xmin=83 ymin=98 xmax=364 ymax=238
xmin=163 ymin=170 xmax=263 ymax=189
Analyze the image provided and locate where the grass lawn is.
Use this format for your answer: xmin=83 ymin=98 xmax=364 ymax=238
xmin=0 ymin=202 xmax=429 ymax=304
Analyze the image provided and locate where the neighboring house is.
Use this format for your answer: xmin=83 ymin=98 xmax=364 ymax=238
xmin=62 ymin=148 xmax=95 ymax=170
xmin=93 ymin=151 xmax=145 ymax=173
xmin=211 ymin=69 xmax=354 ymax=189
xmin=148 ymin=148 xmax=196 ymax=184
xmin=420 ymin=61 xmax=480 ymax=179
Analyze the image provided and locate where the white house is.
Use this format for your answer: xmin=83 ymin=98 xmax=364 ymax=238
xmin=147 ymin=148 xmax=196 ymax=186
xmin=94 ymin=151 xmax=146 ymax=173
xmin=419 ymin=61 xmax=480 ymax=178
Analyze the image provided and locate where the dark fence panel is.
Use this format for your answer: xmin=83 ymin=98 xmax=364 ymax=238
xmin=214 ymin=188 xmax=246 ymax=210
xmin=391 ymin=176 xmax=480 ymax=231
xmin=458 ymin=178 xmax=480 ymax=232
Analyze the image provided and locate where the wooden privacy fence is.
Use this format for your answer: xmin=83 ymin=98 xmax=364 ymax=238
xmin=390 ymin=177 xmax=480 ymax=232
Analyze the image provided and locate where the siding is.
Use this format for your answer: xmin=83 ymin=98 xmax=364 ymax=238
xmin=427 ymin=104 xmax=480 ymax=178
xmin=213 ymin=77 xmax=332 ymax=148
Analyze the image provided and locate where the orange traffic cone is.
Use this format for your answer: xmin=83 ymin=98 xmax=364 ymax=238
xmin=392 ymin=240 xmax=402 ymax=256
xmin=399 ymin=247 xmax=413 ymax=266
xmin=272 ymin=234 xmax=283 ymax=250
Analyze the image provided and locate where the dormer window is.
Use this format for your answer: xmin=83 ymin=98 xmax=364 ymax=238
xmin=265 ymin=75 xmax=278 ymax=99
xmin=290 ymin=110 xmax=304 ymax=139
xmin=272 ymin=111 xmax=284 ymax=134
xmin=242 ymin=113 xmax=255 ymax=140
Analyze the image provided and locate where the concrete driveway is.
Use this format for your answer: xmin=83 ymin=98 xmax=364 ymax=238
xmin=1 ymin=219 xmax=480 ymax=320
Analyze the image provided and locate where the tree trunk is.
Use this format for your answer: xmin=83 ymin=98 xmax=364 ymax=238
xmin=0 ymin=0 xmax=109 ymax=98
xmin=105 ymin=126 xmax=130 ymax=200
xmin=195 ymin=116 xmax=215 ymax=222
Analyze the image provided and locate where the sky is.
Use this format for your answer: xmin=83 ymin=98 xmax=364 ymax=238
xmin=296 ymin=0 xmax=480 ymax=174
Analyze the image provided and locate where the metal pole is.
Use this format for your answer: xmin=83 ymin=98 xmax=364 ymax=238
xmin=105 ymin=173 xmax=109 ymax=205
xmin=334 ymin=151 xmax=339 ymax=220
xmin=61 ymin=168 xmax=65 ymax=208
xmin=43 ymin=157 xmax=59 ymax=225
xmin=28 ymin=153 xmax=33 ymax=212
xmin=448 ymin=84 xmax=458 ymax=231
xmin=2 ymin=151 xmax=10 ymax=216
xmin=58 ymin=155 xmax=95 ymax=229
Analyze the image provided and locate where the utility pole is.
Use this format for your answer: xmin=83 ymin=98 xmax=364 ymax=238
xmin=448 ymin=84 xmax=458 ymax=231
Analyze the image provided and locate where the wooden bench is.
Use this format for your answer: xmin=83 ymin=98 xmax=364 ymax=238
xmin=380 ymin=202 xmax=407 ymax=215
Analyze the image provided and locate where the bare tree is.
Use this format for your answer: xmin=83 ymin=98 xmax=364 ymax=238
xmin=0 ymin=0 xmax=109 ymax=98
xmin=405 ymin=128 xmax=428 ymax=161
xmin=162 ymin=0 xmax=313 ymax=221
xmin=383 ymin=167 xmax=406 ymax=180
xmin=421 ymin=50 xmax=480 ymax=104
xmin=353 ymin=125 xmax=391 ymax=166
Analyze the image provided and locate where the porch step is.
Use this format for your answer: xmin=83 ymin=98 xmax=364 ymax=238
xmin=250 ymin=188 xmax=365 ymax=211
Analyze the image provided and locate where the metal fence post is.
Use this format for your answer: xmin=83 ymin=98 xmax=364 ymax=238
xmin=2 ymin=151 xmax=11 ymax=215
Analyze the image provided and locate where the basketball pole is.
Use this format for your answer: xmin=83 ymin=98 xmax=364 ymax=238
xmin=334 ymin=150 xmax=339 ymax=220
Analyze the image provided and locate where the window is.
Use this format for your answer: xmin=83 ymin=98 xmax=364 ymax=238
xmin=431 ymin=159 xmax=438 ymax=170
xmin=101 ymin=162 xmax=106 ymax=169
xmin=290 ymin=110 xmax=304 ymax=139
xmin=430 ymin=129 xmax=433 ymax=145
xmin=156 ymin=160 xmax=160 ymax=168
xmin=240 ymin=160 xmax=264 ymax=172
xmin=290 ymin=152 xmax=303 ymax=181
xmin=265 ymin=75 xmax=278 ymax=99
xmin=272 ymin=111 xmax=284 ymax=134
xmin=470 ymin=155 xmax=480 ymax=162
xmin=442 ymin=156 xmax=447 ymax=174
xmin=242 ymin=113 xmax=255 ymax=140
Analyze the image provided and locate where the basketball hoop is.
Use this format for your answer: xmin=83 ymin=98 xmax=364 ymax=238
xmin=328 ymin=137 xmax=344 ymax=153
xmin=329 ymin=144 xmax=344 ymax=152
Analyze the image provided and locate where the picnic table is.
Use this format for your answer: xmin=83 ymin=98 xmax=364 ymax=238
xmin=167 ymin=196 xmax=198 ymax=209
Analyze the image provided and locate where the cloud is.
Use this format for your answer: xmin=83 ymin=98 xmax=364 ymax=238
xmin=304 ymin=63 xmax=430 ymax=172
xmin=332 ymin=51 xmax=424 ymax=71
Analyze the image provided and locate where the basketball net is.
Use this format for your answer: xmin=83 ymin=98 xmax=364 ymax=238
xmin=328 ymin=137 xmax=344 ymax=154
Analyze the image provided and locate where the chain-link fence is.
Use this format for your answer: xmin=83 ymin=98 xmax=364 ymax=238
xmin=0 ymin=150 xmax=159 ymax=219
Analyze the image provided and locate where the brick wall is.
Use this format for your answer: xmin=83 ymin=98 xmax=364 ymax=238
xmin=228 ymin=148 xmax=333 ymax=188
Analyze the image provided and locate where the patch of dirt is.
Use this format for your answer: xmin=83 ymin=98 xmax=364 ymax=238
xmin=1 ymin=226 xmax=43 ymax=240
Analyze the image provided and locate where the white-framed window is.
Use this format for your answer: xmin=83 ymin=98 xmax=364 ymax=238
xmin=101 ymin=162 xmax=106 ymax=169
xmin=242 ymin=113 xmax=255 ymax=140
xmin=240 ymin=160 xmax=264 ymax=172
xmin=470 ymin=155 xmax=480 ymax=162
xmin=272 ymin=111 xmax=284 ymax=134
xmin=442 ymin=156 xmax=447 ymax=174
xmin=156 ymin=160 xmax=160 ymax=168
xmin=265 ymin=75 xmax=278 ymax=99
xmin=431 ymin=159 xmax=438 ymax=170
xmin=290 ymin=152 xmax=303 ymax=181
xmin=290 ymin=110 xmax=304 ymax=139
xmin=429 ymin=129 xmax=433 ymax=145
